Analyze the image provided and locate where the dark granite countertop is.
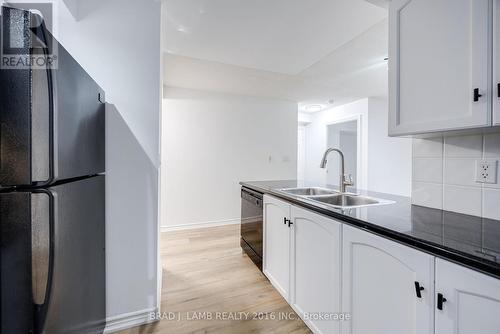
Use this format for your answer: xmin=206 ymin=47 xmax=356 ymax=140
xmin=240 ymin=180 xmax=500 ymax=279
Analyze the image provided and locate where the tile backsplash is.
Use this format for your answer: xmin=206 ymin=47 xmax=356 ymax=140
xmin=412 ymin=132 xmax=500 ymax=220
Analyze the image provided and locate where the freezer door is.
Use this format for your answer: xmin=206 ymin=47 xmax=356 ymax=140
xmin=0 ymin=6 xmax=105 ymax=187
xmin=0 ymin=175 xmax=106 ymax=334
xmin=0 ymin=7 xmax=32 ymax=186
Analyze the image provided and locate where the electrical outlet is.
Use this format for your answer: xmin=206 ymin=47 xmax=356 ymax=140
xmin=475 ymin=160 xmax=498 ymax=184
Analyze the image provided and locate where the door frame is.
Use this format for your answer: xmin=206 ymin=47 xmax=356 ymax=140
xmin=156 ymin=0 xmax=167 ymax=315
xmin=297 ymin=126 xmax=306 ymax=180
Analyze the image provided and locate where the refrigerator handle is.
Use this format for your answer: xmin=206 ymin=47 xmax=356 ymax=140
xmin=31 ymin=191 xmax=54 ymax=331
xmin=31 ymin=192 xmax=51 ymax=305
xmin=30 ymin=11 xmax=56 ymax=186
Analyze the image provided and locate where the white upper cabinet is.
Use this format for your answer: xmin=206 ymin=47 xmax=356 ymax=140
xmin=290 ymin=206 xmax=342 ymax=334
xmin=263 ymin=195 xmax=291 ymax=301
xmin=341 ymin=225 xmax=435 ymax=334
xmin=435 ymin=258 xmax=500 ymax=334
xmin=389 ymin=0 xmax=492 ymax=135
xmin=495 ymin=0 xmax=500 ymax=125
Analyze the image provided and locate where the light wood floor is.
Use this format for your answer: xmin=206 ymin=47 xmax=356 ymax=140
xmin=117 ymin=224 xmax=311 ymax=334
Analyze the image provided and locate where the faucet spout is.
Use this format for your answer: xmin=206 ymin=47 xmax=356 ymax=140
xmin=319 ymin=148 xmax=354 ymax=193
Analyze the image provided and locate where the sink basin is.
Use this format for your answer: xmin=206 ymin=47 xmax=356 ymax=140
xmin=308 ymin=194 xmax=383 ymax=208
xmin=278 ymin=187 xmax=394 ymax=209
xmin=279 ymin=187 xmax=338 ymax=196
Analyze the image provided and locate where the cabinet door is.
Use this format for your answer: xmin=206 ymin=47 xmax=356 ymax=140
xmin=341 ymin=225 xmax=435 ymax=334
xmin=435 ymin=259 xmax=500 ymax=334
xmin=263 ymin=195 xmax=291 ymax=301
xmin=290 ymin=206 xmax=341 ymax=334
xmin=495 ymin=0 xmax=500 ymax=125
xmin=389 ymin=0 xmax=491 ymax=135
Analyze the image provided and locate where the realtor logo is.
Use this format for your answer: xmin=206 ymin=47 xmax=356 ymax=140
xmin=1 ymin=2 xmax=58 ymax=69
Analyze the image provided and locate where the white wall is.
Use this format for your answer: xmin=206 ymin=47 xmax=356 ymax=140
xmin=162 ymin=87 xmax=297 ymax=228
xmin=298 ymin=112 xmax=313 ymax=125
xmin=303 ymin=97 xmax=412 ymax=196
xmin=367 ymin=98 xmax=412 ymax=196
xmin=413 ymin=133 xmax=500 ymax=220
xmin=57 ymin=1 xmax=161 ymax=163
xmin=54 ymin=0 xmax=162 ymax=330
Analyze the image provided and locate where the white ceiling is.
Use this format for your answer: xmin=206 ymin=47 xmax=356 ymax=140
xmin=164 ymin=0 xmax=389 ymax=109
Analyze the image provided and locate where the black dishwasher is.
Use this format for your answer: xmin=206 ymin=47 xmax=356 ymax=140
xmin=241 ymin=187 xmax=263 ymax=270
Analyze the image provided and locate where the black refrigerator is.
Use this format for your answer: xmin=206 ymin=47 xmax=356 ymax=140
xmin=0 ymin=6 xmax=106 ymax=334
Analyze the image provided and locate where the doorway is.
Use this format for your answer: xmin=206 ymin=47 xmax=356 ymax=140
xmin=326 ymin=119 xmax=359 ymax=190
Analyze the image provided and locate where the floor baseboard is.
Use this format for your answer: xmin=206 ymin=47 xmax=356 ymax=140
xmin=104 ymin=307 xmax=158 ymax=333
xmin=161 ymin=218 xmax=240 ymax=232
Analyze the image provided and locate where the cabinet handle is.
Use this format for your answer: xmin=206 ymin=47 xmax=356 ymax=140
xmin=288 ymin=219 xmax=293 ymax=227
xmin=414 ymin=281 xmax=424 ymax=298
xmin=497 ymin=83 xmax=500 ymax=98
xmin=437 ymin=293 xmax=447 ymax=310
xmin=473 ymin=88 xmax=483 ymax=102
xmin=283 ymin=217 xmax=287 ymax=225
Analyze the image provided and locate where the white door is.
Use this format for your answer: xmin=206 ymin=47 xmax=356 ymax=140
xmin=263 ymin=195 xmax=291 ymax=301
xmin=389 ymin=0 xmax=491 ymax=135
xmin=290 ymin=206 xmax=342 ymax=334
xmin=435 ymin=258 xmax=500 ymax=334
xmin=341 ymin=225 xmax=435 ymax=334
xmin=495 ymin=0 xmax=500 ymax=125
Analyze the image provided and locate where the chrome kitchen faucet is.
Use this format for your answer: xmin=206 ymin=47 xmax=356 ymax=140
xmin=320 ymin=148 xmax=354 ymax=193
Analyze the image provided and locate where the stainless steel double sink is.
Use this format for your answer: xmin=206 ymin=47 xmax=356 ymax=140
xmin=278 ymin=187 xmax=393 ymax=209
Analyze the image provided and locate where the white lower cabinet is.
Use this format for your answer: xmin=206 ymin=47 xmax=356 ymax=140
xmin=435 ymin=258 xmax=500 ymax=334
xmin=341 ymin=225 xmax=435 ymax=334
xmin=290 ymin=206 xmax=342 ymax=334
xmin=263 ymin=195 xmax=291 ymax=301
xmin=263 ymin=196 xmax=500 ymax=334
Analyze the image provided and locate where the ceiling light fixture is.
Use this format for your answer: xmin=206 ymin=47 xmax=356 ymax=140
xmin=305 ymin=104 xmax=323 ymax=113
xmin=177 ymin=25 xmax=189 ymax=33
